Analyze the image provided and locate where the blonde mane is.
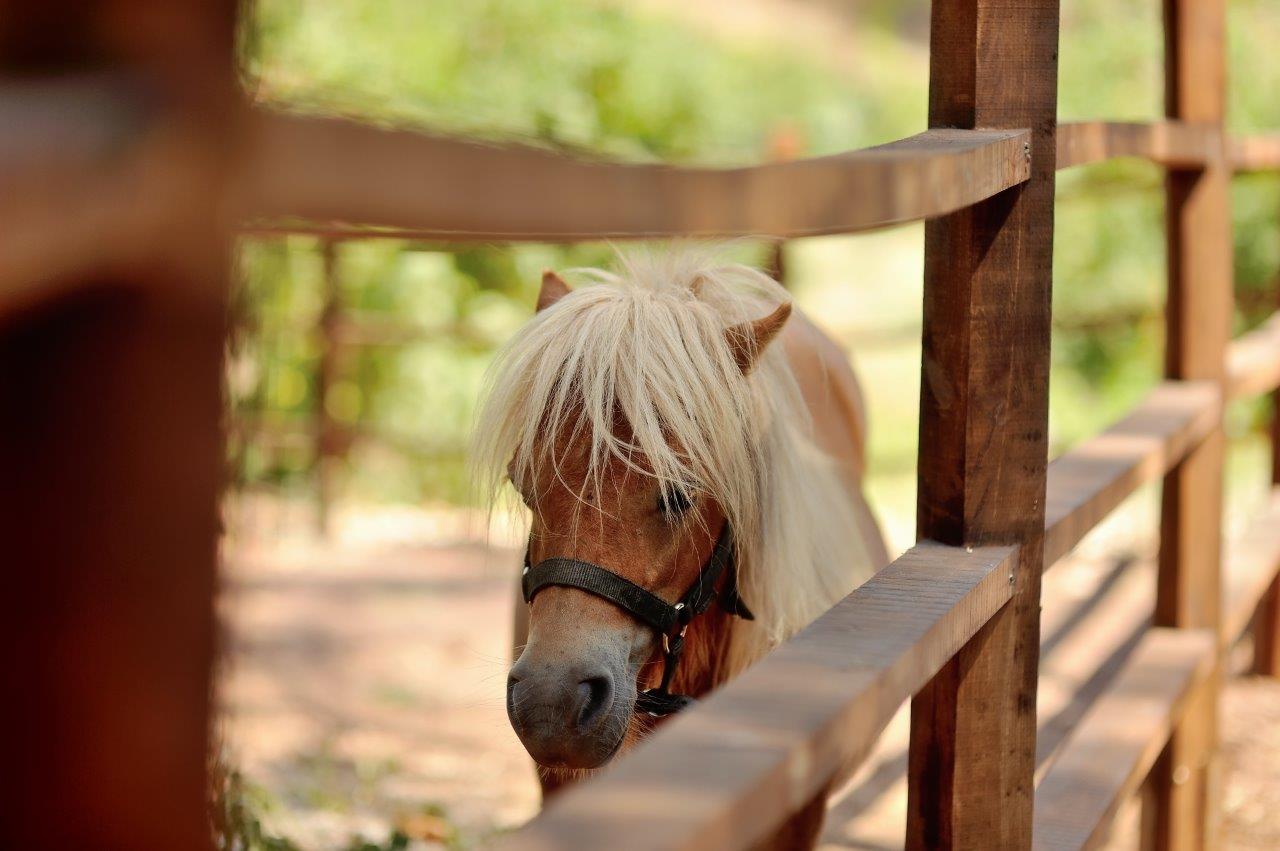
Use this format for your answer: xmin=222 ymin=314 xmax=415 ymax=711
xmin=472 ymin=248 xmax=874 ymax=675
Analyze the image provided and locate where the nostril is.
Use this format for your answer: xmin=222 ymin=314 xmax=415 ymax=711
xmin=575 ymin=675 xmax=613 ymax=733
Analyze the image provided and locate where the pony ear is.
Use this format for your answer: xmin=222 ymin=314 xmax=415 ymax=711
xmin=536 ymin=270 xmax=571 ymax=312
xmin=726 ymin=301 xmax=792 ymax=373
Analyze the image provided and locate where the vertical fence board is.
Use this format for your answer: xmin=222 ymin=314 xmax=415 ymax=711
xmin=316 ymin=238 xmax=341 ymax=536
xmin=0 ymin=1 xmax=235 ymax=848
xmin=1152 ymin=1 xmax=1232 ymax=848
xmin=1256 ymin=568 xmax=1280 ymax=677
xmin=906 ymin=2 xmax=1060 ymax=849
xmin=1256 ymin=285 xmax=1280 ymax=676
xmin=0 ymin=291 xmax=228 ymax=850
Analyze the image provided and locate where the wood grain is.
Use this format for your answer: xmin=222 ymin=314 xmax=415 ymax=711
xmin=1056 ymin=121 xmax=1217 ymax=170
xmin=1032 ymin=629 xmax=1216 ymax=851
xmin=907 ymin=2 xmax=1060 ymax=849
xmin=1225 ymin=312 xmax=1280 ymax=400
xmin=496 ymin=543 xmax=1016 ymax=851
xmin=242 ymin=111 xmax=1032 ymax=240
xmin=1152 ymin=2 xmax=1231 ymax=848
xmin=1043 ymin=381 xmax=1218 ymax=568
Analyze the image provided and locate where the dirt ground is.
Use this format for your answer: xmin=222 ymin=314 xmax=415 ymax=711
xmin=1219 ymin=671 xmax=1280 ymax=849
xmin=219 ymin=502 xmax=540 ymax=848
xmin=219 ymin=502 xmax=1280 ymax=850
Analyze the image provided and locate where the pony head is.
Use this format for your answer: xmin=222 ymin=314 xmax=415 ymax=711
xmin=472 ymin=250 xmax=792 ymax=771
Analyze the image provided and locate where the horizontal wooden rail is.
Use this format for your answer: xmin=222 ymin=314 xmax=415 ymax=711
xmin=233 ymin=119 xmax=1280 ymax=243
xmin=1031 ymin=628 xmax=1216 ymax=851
xmin=1226 ymin=312 xmax=1280 ymax=400
xmin=822 ymin=554 xmax=1157 ymax=845
xmin=1056 ymin=121 xmax=1217 ymax=170
xmin=1034 ymin=558 xmax=1155 ymax=780
xmin=1232 ymin=134 xmax=1280 ymax=172
xmin=1042 ymin=381 xmax=1219 ymax=567
xmin=1222 ymin=488 xmax=1280 ymax=645
xmin=0 ymin=76 xmax=220 ymax=318
xmin=242 ymin=111 xmax=1032 ymax=240
xmin=496 ymin=542 xmax=1016 ymax=851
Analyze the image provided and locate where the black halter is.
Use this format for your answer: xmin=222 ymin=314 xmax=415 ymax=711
xmin=521 ymin=524 xmax=754 ymax=717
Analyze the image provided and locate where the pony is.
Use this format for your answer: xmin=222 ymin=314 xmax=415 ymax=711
xmin=472 ymin=248 xmax=887 ymax=847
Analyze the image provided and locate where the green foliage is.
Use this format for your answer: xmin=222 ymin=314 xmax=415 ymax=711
xmin=210 ymin=757 xmax=299 ymax=851
xmin=1048 ymin=0 xmax=1280 ymax=448
xmin=209 ymin=752 xmax=421 ymax=851
xmin=245 ymin=0 xmax=923 ymax=159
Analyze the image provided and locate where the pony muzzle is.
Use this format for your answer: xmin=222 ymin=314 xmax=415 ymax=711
xmin=506 ymin=646 xmax=635 ymax=769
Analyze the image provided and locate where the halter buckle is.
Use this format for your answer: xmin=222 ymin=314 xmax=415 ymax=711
xmin=661 ymin=623 xmax=689 ymax=655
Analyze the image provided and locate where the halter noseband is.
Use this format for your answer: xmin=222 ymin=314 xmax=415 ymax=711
xmin=521 ymin=524 xmax=754 ymax=717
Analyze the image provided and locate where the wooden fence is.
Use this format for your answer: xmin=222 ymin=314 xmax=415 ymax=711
xmin=4 ymin=0 xmax=1280 ymax=849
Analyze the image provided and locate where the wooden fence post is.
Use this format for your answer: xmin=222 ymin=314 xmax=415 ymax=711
xmin=905 ymin=2 xmax=1060 ymax=849
xmin=316 ymin=238 xmax=341 ymax=537
xmin=1257 ymin=488 xmax=1280 ymax=677
xmin=1151 ymin=0 xmax=1233 ymax=848
xmin=1255 ymin=287 xmax=1280 ymax=676
xmin=0 ymin=2 xmax=236 ymax=849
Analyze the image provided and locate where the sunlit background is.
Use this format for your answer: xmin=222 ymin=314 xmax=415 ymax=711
xmin=215 ymin=1 xmax=1280 ymax=849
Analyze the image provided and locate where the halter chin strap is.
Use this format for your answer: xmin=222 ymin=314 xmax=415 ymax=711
xmin=521 ymin=524 xmax=754 ymax=717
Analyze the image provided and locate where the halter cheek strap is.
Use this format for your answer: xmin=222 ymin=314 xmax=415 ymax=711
xmin=521 ymin=525 xmax=754 ymax=717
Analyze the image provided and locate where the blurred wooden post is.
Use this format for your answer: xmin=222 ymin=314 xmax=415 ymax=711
xmin=765 ymin=241 xmax=787 ymax=289
xmin=765 ymin=124 xmax=802 ymax=289
xmin=0 ymin=2 xmax=235 ymax=850
xmin=1258 ymin=560 xmax=1280 ymax=679
xmin=1150 ymin=1 xmax=1232 ymax=848
xmin=316 ymin=238 xmax=340 ymax=537
xmin=1255 ymin=279 xmax=1280 ymax=675
xmin=905 ymin=2 xmax=1059 ymax=849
